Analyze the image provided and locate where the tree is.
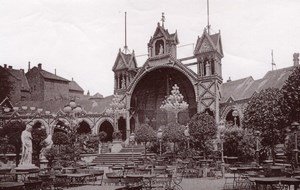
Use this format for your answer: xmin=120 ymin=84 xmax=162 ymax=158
xmin=52 ymin=131 xmax=69 ymax=153
xmin=135 ymin=123 xmax=156 ymax=157
xmin=0 ymin=68 xmax=14 ymax=101
xmin=162 ymin=122 xmax=186 ymax=158
xmin=160 ymin=84 xmax=189 ymax=123
xmin=188 ymin=113 xmax=217 ymax=159
xmin=243 ymin=88 xmax=286 ymax=165
xmin=0 ymin=120 xmax=25 ymax=166
xmin=223 ymin=127 xmax=255 ymax=162
xmin=281 ymin=66 xmax=300 ymax=124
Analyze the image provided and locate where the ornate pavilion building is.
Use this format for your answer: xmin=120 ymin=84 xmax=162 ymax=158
xmin=1 ymin=16 xmax=299 ymax=143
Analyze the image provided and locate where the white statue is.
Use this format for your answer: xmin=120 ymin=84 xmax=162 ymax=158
xmin=159 ymin=44 xmax=164 ymax=55
xmin=20 ymin=124 xmax=33 ymax=165
xmin=40 ymin=134 xmax=53 ymax=161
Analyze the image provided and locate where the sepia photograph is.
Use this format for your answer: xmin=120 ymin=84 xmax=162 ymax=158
xmin=0 ymin=0 xmax=300 ymax=189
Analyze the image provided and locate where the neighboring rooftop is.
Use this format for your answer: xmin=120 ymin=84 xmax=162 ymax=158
xmin=220 ymin=66 xmax=295 ymax=103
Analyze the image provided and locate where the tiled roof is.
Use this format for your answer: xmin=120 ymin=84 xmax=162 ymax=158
xmin=209 ymin=33 xmax=219 ymax=47
xmin=5 ymin=68 xmax=30 ymax=91
xmin=15 ymin=95 xmax=114 ymax=114
xmin=69 ymin=81 xmax=84 ymax=92
xmin=90 ymin=93 xmax=103 ymax=99
xmin=220 ymin=77 xmax=254 ymax=102
xmin=123 ymin=53 xmax=132 ymax=65
xmin=40 ymin=69 xmax=69 ymax=82
xmin=220 ymin=66 xmax=294 ymax=103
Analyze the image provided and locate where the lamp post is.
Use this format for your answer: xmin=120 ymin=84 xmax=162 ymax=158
xmin=63 ymin=100 xmax=83 ymax=165
xmin=218 ymin=120 xmax=225 ymax=178
xmin=157 ymin=128 xmax=163 ymax=156
xmin=184 ymin=126 xmax=190 ymax=150
xmin=129 ymin=133 xmax=135 ymax=160
xmin=254 ymin=130 xmax=261 ymax=166
xmin=291 ymin=122 xmax=300 ymax=168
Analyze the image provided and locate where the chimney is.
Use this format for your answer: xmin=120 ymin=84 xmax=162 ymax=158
xmin=293 ymin=53 xmax=299 ymax=66
xmin=55 ymin=69 xmax=56 ymax=75
xmin=28 ymin=61 xmax=31 ymax=72
xmin=87 ymin=90 xmax=90 ymax=96
xmin=38 ymin=63 xmax=42 ymax=70
xmin=227 ymin=77 xmax=232 ymax=82
xmin=72 ymin=77 xmax=74 ymax=81
xmin=8 ymin=66 xmax=12 ymax=69
xmin=4 ymin=64 xmax=7 ymax=68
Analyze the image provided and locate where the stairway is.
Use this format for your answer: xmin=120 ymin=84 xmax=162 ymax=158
xmin=274 ymin=144 xmax=289 ymax=166
xmin=92 ymin=145 xmax=146 ymax=166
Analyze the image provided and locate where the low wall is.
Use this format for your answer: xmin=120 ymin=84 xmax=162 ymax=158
xmin=80 ymin=153 xmax=98 ymax=163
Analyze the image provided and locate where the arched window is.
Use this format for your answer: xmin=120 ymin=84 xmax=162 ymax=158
xmin=155 ymin=39 xmax=164 ymax=55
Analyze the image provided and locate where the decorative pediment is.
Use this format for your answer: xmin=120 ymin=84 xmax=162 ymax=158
xmin=149 ymin=23 xmax=179 ymax=45
xmin=199 ymin=38 xmax=214 ymax=53
xmin=112 ymin=49 xmax=137 ymax=71
xmin=194 ymin=29 xmax=223 ymax=57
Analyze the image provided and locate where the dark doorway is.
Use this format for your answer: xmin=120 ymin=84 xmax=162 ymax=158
xmin=99 ymin=121 xmax=114 ymax=142
xmin=77 ymin=121 xmax=91 ymax=135
xmin=130 ymin=117 xmax=135 ymax=134
xmin=118 ymin=117 xmax=126 ymax=141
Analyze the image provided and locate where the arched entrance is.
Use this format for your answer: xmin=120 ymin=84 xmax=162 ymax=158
xmin=130 ymin=67 xmax=196 ymax=129
xmin=77 ymin=121 xmax=91 ymax=135
xmin=99 ymin=120 xmax=114 ymax=142
xmin=118 ymin=117 xmax=126 ymax=141
xmin=225 ymin=110 xmax=241 ymax=127
xmin=54 ymin=120 xmax=68 ymax=134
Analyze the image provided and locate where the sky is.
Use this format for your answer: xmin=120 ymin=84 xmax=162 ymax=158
xmin=0 ymin=0 xmax=300 ymax=97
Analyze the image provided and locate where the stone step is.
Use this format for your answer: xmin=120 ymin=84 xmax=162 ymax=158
xmin=92 ymin=153 xmax=143 ymax=166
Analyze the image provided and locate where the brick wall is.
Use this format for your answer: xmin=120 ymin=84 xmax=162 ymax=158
xmin=26 ymin=67 xmax=44 ymax=101
xmin=44 ymin=79 xmax=69 ymax=100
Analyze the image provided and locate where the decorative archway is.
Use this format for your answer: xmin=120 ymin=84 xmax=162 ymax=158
xmin=129 ymin=67 xmax=197 ymax=129
xmin=99 ymin=120 xmax=114 ymax=142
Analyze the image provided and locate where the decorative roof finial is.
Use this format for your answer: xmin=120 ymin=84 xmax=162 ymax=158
xmin=161 ymin=12 xmax=165 ymax=28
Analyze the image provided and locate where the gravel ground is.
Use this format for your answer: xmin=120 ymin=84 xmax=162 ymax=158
xmin=67 ymin=177 xmax=226 ymax=190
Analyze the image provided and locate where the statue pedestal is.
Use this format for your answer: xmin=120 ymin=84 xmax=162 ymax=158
xmin=111 ymin=141 xmax=123 ymax=153
xmin=15 ymin=164 xmax=39 ymax=172
xmin=40 ymin=159 xmax=49 ymax=169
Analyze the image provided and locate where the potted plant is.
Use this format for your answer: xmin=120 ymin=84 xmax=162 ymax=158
xmin=112 ymin=131 xmax=122 ymax=141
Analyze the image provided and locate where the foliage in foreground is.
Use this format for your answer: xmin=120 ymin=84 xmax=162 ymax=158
xmin=188 ymin=113 xmax=217 ymax=158
xmin=243 ymin=88 xmax=286 ymax=164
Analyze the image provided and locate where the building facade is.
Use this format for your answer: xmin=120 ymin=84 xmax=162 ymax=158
xmin=1 ymin=17 xmax=299 ymax=143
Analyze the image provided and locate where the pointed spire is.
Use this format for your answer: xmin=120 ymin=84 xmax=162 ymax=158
xmin=161 ymin=12 xmax=165 ymax=28
xmin=207 ymin=0 xmax=211 ymax=35
xmin=123 ymin=12 xmax=130 ymax=54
